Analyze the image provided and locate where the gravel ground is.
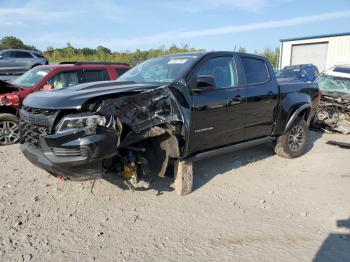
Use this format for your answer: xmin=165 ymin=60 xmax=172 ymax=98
xmin=0 ymin=131 xmax=349 ymax=262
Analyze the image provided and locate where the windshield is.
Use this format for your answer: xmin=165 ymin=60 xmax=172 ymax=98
xmin=316 ymin=74 xmax=350 ymax=96
xmin=13 ymin=67 xmax=51 ymax=88
xmin=276 ymin=69 xmax=300 ymax=78
xmin=118 ymin=55 xmax=199 ymax=85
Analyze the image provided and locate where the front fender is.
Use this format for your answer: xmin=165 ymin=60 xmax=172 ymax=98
xmin=273 ymin=92 xmax=312 ymax=135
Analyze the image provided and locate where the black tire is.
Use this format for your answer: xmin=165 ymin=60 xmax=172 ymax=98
xmin=274 ymin=118 xmax=309 ymax=158
xmin=0 ymin=114 xmax=20 ymax=145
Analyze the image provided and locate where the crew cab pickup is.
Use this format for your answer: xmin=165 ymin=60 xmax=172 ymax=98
xmin=19 ymin=52 xmax=320 ymax=195
xmin=0 ymin=62 xmax=131 ymax=145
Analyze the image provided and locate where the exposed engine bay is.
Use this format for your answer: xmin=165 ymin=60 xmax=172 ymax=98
xmin=314 ymin=95 xmax=350 ymax=134
xmin=92 ymin=87 xmax=185 ymax=190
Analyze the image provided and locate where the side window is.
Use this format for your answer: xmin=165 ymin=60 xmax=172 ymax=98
xmin=241 ymin=57 xmax=269 ymax=84
xmin=196 ymin=57 xmax=237 ymax=89
xmin=306 ymin=67 xmax=316 ymax=79
xmin=1 ymin=51 xmax=13 ymax=58
xmin=14 ymin=51 xmax=33 ymax=58
xmin=300 ymin=68 xmax=308 ymax=77
xmin=48 ymin=71 xmax=78 ymax=89
xmin=82 ymin=70 xmax=110 ymax=82
xmin=34 ymin=53 xmax=45 ymax=59
xmin=116 ymin=68 xmax=129 ymax=77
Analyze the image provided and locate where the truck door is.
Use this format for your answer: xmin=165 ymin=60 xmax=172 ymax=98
xmin=239 ymin=55 xmax=279 ymax=140
xmin=189 ymin=55 xmax=245 ymax=153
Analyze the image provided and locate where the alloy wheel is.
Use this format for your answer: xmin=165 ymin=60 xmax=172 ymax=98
xmin=288 ymin=125 xmax=305 ymax=152
xmin=0 ymin=120 xmax=20 ymax=145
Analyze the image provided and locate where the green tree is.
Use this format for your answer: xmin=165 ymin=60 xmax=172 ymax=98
xmin=0 ymin=36 xmax=38 ymax=51
xmin=238 ymin=47 xmax=246 ymax=53
xmin=258 ymin=47 xmax=280 ymax=68
xmin=96 ymin=46 xmax=111 ymax=54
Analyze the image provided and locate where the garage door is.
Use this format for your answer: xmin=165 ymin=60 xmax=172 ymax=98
xmin=291 ymin=42 xmax=328 ymax=71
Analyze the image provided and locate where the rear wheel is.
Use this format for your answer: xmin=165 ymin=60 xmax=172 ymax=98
xmin=274 ymin=118 xmax=309 ymax=158
xmin=0 ymin=114 xmax=20 ymax=145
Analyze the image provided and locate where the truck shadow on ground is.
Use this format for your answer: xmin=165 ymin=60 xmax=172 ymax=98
xmin=193 ymin=131 xmax=323 ymax=192
xmin=313 ymin=217 xmax=350 ymax=262
xmin=103 ymin=131 xmax=323 ymax=194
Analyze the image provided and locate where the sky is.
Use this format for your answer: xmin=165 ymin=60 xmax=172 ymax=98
xmin=1 ymin=0 xmax=350 ymax=52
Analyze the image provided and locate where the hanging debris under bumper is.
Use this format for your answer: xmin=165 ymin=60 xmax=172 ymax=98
xmin=314 ymin=95 xmax=350 ymax=134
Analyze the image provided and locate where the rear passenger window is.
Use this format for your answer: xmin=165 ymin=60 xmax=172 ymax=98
xmin=116 ymin=68 xmax=129 ymax=77
xmin=306 ymin=67 xmax=316 ymax=79
xmin=82 ymin=70 xmax=110 ymax=82
xmin=241 ymin=57 xmax=269 ymax=84
xmin=34 ymin=53 xmax=46 ymax=59
xmin=14 ymin=51 xmax=33 ymax=58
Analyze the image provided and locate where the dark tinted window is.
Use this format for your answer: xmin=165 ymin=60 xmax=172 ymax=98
xmin=1 ymin=51 xmax=12 ymax=58
xmin=306 ymin=67 xmax=316 ymax=79
xmin=196 ymin=56 xmax=238 ymax=89
xmin=241 ymin=57 xmax=269 ymax=84
xmin=300 ymin=68 xmax=308 ymax=76
xmin=14 ymin=51 xmax=33 ymax=58
xmin=82 ymin=70 xmax=110 ymax=82
xmin=34 ymin=53 xmax=46 ymax=59
xmin=116 ymin=68 xmax=129 ymax=77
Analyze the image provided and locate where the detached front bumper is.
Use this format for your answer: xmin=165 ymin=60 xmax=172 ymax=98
xmin=20 ymin=126 xmax=118 ymax=180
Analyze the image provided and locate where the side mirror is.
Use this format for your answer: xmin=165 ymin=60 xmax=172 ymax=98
xmin=193 ymin=75 xmax=216 ymax=93
xmin=42 ymin=84 xmax=54 ymax=91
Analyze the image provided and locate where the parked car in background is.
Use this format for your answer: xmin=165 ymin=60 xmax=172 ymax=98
xmin=276 ymin=64 xmax=319 ymax=83
xmin=0 ymin=62 xmax=131 ymax=145
xmin=19 ymin=52 xmax=319 ymax=195
xmin=313 ymin=65 xmax=350 ymax=134
xmin=0 ymin=49 xmax=48 ymax=74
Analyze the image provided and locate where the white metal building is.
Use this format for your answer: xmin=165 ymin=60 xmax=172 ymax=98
xmin=279 ymin=32 xmax=350 ymax=72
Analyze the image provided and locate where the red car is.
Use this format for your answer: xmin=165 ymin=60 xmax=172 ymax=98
xmin=0 ymin=62 xmax=131 ymax=145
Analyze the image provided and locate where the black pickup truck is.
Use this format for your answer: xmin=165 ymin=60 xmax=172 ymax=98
xmin=19 ymin=52 xmax=319 ymax=195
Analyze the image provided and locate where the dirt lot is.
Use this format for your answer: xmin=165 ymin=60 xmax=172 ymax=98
xmin=0 ymin=131 xmax=349 ymax=262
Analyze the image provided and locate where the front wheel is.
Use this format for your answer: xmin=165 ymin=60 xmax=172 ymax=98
xmin=274 ymin=118 xmax=309 ymax=158
xmin=0 ymin=114 xmax=20 ymax=145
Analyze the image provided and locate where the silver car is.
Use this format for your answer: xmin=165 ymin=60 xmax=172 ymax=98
xmin=0 ymin=49 xmax=48 ymax=74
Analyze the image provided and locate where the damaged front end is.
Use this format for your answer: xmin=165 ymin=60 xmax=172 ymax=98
xmin=314 ymin=95 xmax=350 ymax=134
xmin=20 ymin=85 xmax=186 ymax=189
xmin=0 ymin=80 xmax=21 ymax=108
xmin=95 ymin=87 xmax=185 ymax=189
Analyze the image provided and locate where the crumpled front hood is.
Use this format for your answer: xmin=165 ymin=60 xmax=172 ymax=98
xmin=23 ymin=80 xmax=161 ymax=110
xmin=0 ymin=79 xmax=21 ymax=94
